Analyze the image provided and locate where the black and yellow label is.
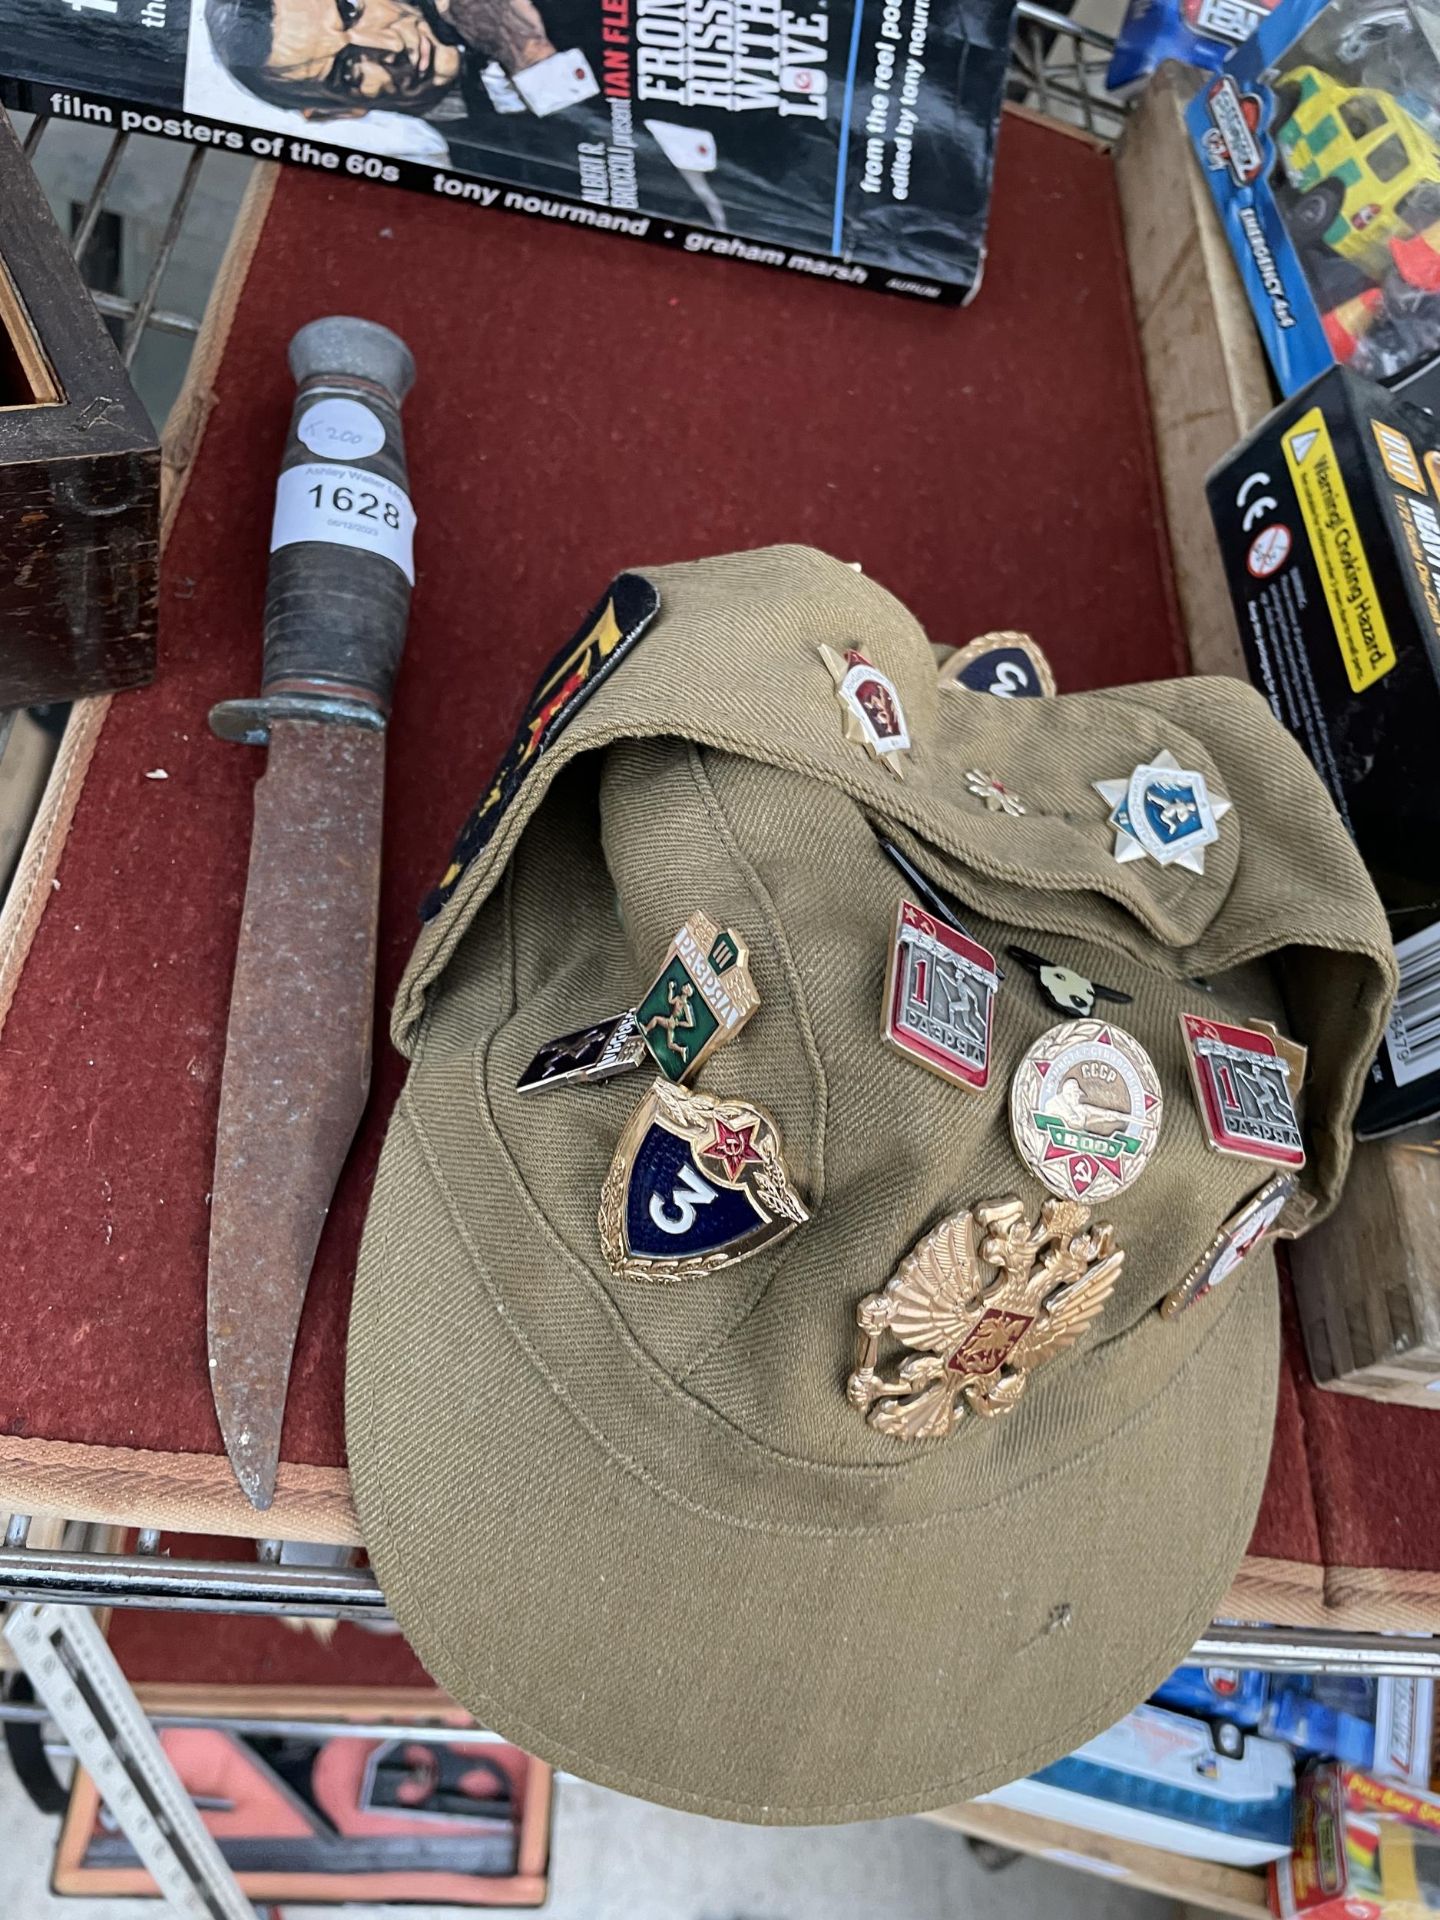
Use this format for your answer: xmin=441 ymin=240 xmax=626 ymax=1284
xmin=1372 ymin=419 xmax=1426 ymax=495
xmin=1395 ymin=490 xmax=1440 ymax=650
xmin=1284 ymin=406 xmax=1396 ymax=693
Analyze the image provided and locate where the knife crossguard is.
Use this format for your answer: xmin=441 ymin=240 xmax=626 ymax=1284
xmin=210 ymin=315 xmax=417 ymax=747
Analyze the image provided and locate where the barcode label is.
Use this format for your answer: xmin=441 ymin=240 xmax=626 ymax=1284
xmin=1386 ymin=919 xmax=1440 ymax=1087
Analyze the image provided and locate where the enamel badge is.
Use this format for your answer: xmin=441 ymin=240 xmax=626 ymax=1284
xmin=598 ymin=1079 xmax=809 ymax=1282
xmin=1179 ymin=1013 xmax=1307 ymax=1169
xmin=818 ymin=643 xmax=910 ymax=777
xmin=1009 ymin=946 xmax=1133 ymax=1020
xmin=1010 ymin=1019 xmax=1164 ymax=1203
xmin=517 ymin=1009 xmax=646 ymax=1094
xmin=883 ymin=899 xmax=999 ymax=1092
xmin=848 ymin=1197 xmax=1123 ymax=1440
xmin=1093 ymin=749 xmax=1232 ymax=875
xmin=939 ymin=631 xmax=1057 ymax=699
xmin=1161 ymin=1172 xmax=1297 ymax=1318
xmin=636 ymin=913 xmax=760 ymax=1083
xmin=965 ymin=768 xmax=1026 ymax=816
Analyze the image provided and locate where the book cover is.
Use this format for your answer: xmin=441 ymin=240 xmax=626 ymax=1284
xmin=0 ymin=0 xmax=1018 ymax=299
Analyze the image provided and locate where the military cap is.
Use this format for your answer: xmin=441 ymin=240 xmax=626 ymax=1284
xmin=347 ymin=546 xmax=1393 ymax=1824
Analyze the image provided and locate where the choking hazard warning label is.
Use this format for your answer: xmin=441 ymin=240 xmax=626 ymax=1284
xmin=1283 ymin=406 xmax=1395 ymax=694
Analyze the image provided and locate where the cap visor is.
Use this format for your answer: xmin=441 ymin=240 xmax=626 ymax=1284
xmin=347 ymin=1102 xmax=1277 ymax=1825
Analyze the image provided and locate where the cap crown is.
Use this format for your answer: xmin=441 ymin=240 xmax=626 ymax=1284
xmin=397 ymin=546 xmax=1392 ymax=1474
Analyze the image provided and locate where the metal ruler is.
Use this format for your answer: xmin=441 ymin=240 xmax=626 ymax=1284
xmin=4 ymin=1603 xmax=255 ymax=1920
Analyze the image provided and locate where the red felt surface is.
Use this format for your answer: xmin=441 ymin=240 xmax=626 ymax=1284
xmin=1288 ymin=1324 xmax=1440 ymax=1576
xmin=0 ymin=113 xmax=1182 ymax=1471
xmin=107 ymin=1540 xmax=434 ymax=1688
xmin=4 ymin=115 xmax=1419 ymax=1592
xmin=1247 ymin=1274 xmax=1323 ymax=1569
xmin=1245 ymin=1273 xmax=1440 ymax=1579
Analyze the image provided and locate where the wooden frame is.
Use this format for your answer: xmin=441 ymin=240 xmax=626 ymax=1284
xmin=0 ymin=106 xmax=159 ymax=706
xmin=0 ymin=256 xmax=63 ymax=408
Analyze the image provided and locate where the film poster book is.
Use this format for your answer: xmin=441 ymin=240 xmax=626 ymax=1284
xmin=0 ymin=0 xmax=1019 ymax=299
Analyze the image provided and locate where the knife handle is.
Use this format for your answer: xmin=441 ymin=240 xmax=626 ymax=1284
xmin=211 ymin=316 xmax=417 ymax=746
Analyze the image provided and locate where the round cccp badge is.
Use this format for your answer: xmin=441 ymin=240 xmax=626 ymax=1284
xmin=1009 ymin=1018 xmax=1164 ymax=1204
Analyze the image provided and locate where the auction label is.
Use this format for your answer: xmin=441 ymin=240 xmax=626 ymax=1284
xmin=296 ymin=396 xmax=386 ymax=460
xmin=270 ymin=463 xmax=415 ymax=583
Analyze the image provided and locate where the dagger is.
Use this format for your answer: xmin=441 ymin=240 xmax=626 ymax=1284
xmin=207 ymin=315 xmax=417 ymax=1511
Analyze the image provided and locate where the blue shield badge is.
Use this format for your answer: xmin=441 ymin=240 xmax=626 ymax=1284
xmin=599 ymin=1080 xmax=809 ymax=1282
xmin=939 ymin=631 xmax=1057 ymax=700
xmin=1141 ymin=778 xmax=1206 ymax=850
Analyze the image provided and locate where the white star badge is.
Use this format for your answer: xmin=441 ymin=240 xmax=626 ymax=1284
xmin=1093 ymin=749 xmax=1231 ymax=876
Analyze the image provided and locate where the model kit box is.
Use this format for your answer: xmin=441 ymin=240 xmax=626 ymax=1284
xmin=981 ymin=1702 xmax=1295 ymax=1866
xmin=1273 ymin=1765 xmax=1440 ymax=1919
xmin=0 ymin=0 xmax=1018 ymax=304
xmin=1188 ymin=0 xmax=1440 ymax=411
xmin=54 ymin=1687 xmax=553 ymax=1906
xmin=1206 ymin=366 xmax=1440 ymax=1137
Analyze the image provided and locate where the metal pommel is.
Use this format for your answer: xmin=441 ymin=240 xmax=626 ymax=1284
xmin=210 ymin=314 xmax=417 ymax=747
xmin=287 ymin=315 xmax=416 ymax=408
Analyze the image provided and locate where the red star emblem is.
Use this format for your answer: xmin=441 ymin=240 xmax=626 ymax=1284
xmin=703 ymin=1120 xmax=763 ymax=1182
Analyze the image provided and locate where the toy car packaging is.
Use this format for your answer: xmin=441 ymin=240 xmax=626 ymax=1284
xmin=1154 ymin=1666 xmax=1435 ymax=1778
xmin=1188 ymin=0 xmax=1440 ymax=410
xmin=1107 ymin=0 xmax=1283 ymax=101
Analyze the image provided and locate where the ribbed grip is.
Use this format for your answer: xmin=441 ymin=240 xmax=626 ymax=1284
xmin=211 ymin=316 xmax=416 ymax=745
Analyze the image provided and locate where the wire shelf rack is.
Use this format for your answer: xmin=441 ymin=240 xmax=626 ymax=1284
xmin=21 ymin=113 xmax=207 ymax=369
xmin=1011 ymin=2 xmax=1126 ymax=140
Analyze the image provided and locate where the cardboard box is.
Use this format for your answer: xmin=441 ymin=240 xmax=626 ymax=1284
xmin=53 ymin=1686 xmax=552 ymax=1908
xmin=1206 ymin=365 xmax=1440 ymax=1137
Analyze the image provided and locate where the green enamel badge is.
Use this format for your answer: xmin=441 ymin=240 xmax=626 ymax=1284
xmin=636 ymin=913 xmax=760 ymax=1082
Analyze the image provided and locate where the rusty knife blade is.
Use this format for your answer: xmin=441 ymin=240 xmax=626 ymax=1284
xmin=208 ymin=719 xmax=385 ymax=1511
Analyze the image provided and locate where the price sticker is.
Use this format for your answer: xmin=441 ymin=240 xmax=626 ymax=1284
xmin=271 ymin=461 xmax=416 ymax=583
xmin=297 ymin=396 xmax=386 ymax=460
